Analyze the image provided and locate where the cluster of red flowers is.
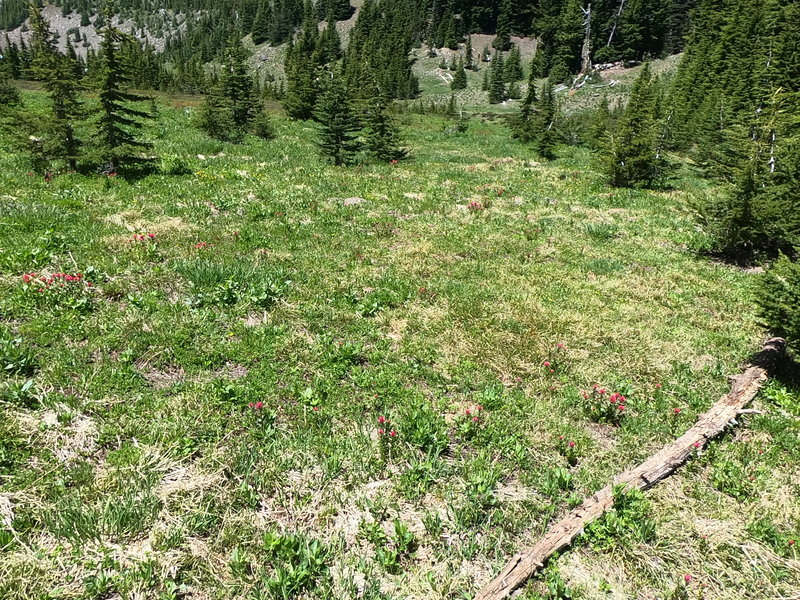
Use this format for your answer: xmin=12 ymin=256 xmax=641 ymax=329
xmin=130 ymin=233 xmax=156 ymax=242
xmin=581 ymin=385 xmax=627 ymax=424
xmin=194 ymin=241 xmax=212 ymax=249
xmin=465 ymin=405 xmax=484 ymax=423
xmin=22 ymin=272 xmax=91 ymax=290
xmin=377 ymin=415 xmax=397 ymax=437
xmin=467 ymin=200 xmax=484 ymax=212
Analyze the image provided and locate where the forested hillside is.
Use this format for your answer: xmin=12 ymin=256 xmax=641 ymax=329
xmin=2 ymin=0 xmax=698 ymax=93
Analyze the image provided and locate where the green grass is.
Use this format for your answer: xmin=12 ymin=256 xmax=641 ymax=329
xmin=0 ymin=92 xmax=798 ymax=600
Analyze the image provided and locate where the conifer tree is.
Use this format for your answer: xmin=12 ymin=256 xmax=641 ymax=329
xmin=481 ymin=68 xmax=489 ymax=92
xmin=314 ymin=70 xmax=360 ymax=166
xmin=606 ymin=63 xmax=659 ymax=188
xmin=451 ymin=57 xmax=467 ymax=90
xmin=219 ymin=37 xmax=257 ymax=132
xmin=28 ymin=3 xmax=83 ymax=171
xmin=195 ymin=86 xmax=236 ymax=141
xmin=251 ymin=0 xmax=272 ymax=45
xmin=94 ymin=0 xmax=153 ymax=171
xmin=363 ymin=95 xmax=407 ymax=162
xmin=0 ymin=69 xmax=19 ymax=106
xmin=488 ymin=51 xmax=506 ymax=104
xmin=504 ymin=45 xmax=523 ymax=82
xmin=533 ymin=79 xmax=558 ymax=159
xmin=465 ymin=36 xmax=474 ymax=70
xmin=493 ymin=0 xmax=513 ymax=51
xmin=284 ymin=43 xmax=318 ymax=120
xmin=588 ymin=95 xmax=611 ymax=150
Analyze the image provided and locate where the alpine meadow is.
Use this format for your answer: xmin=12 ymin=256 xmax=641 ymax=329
xmin=1 ymin=1 xmax=799 ymax=599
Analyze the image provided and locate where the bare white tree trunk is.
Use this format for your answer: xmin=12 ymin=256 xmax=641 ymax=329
xmin=607 ymin=0 xmax=626 ymax=48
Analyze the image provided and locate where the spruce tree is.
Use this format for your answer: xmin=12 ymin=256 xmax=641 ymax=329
xmin=533 ymin=79 xmax=558 ymax=159
xmin=251 ymin=0 xmax=272 ymax=45
xmin=314 ymin=70 xmax=361 ymax=166
xmin=195 ymin=86 xmax=236 ymax=141
xmin=28 ymin=3 xmax=83 ymax=171
xmin=481 ymin=68 xmax=489 ymax=92
xmin=465 ymin=36 xmax=474 ymax=70
xmin=451 ymin=57 xmax=467 ymax=90
xmin=284 ymin=45 xmax=318 ymax=120
xmin=504 ymin=45 xmax=523 ymax=82
xmin=493 ymin=0 xmax=513 ymax=51
xmin=0 ymin=65 xmax=20 ymax=106
xmin=606 ymin=63 xmax=659 ymax=188
xmin=219 ymin=37 xmax=257 ymax=133
xmin=94 ymin=1 xmax=153 ymax=171
xmin=363 ymin=96 xmax=407 ymax=162
xmin=588 ymin=95 xmax=611 ymax=150
xmin=488 ymin=52 xmax=506 ymax=104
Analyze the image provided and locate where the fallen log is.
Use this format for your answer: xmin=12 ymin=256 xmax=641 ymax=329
xmin=475 ymin=337 xmax=787 ymax=600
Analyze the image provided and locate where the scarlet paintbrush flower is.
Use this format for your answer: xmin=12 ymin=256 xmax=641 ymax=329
xmin=673 ymin=408 xmax=681 ymax=415
xmin=543 ymin=361 xmax=551 ymax=367
xmin=684 ymin=574 xmax=692 ymax=584
xmin=568 ymin=441 xmax=575 ymax=448
xmin=389 ymin=430 xmax=397 ymax=437
xmin=378 ymin=415 xmax=386 ymax=424
xmin=378 ymin=428 xmax=384 ymax=435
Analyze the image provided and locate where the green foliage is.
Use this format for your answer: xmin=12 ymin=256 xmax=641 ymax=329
xmin=757 ymin=256 xmax=800 ymax=352
xmin=400 ymin=400 xmax=448 ymax=457
xmin=27 ymin=3 xmax=84 ymax=171
xmin=362 ymin=97 xmax=408 ymax=162
xmin=174 ymin=260 xmax=290 ymax=309
xmin=260 ymin=532 xmax=329 ymax=598
xmin=451 ymin=58 xmax=467 ymax=91
xmin=93 ymin=0 xmax=154 ymax=171
xmin=0 ymin=69 xmax=20 ymax=106
xmin=488 ymin=52 xmax=507 ymax=104
xmin=584 ymin=486 xmax=656 ymax=550
xmin=0 ymin=328 xmax=37 ymax=377
xmin=606 ymin=63 xmax=662 ymax=188
xmin=314 ymin=71 xmax=361 ymax=166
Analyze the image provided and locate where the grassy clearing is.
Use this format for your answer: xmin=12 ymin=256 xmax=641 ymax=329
xmin=0 ymin=93 xmax=798 ymax=600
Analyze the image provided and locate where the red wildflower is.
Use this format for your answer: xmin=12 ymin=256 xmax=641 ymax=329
xmin=472 ymin=416 xmax=479 ymax=423
xmin=673 ymin=408 xmax=681 ymax=415
xmin=568 ymin=441 xmax=575 ymax=448
xmin=389 ymin=430 xmax=397 ymax=437
xmin=378 ymin=428 xmax=384 ymax=435
xmin=684 ymin=574 xmax=692 ymax=584
xmin=543 ymin=361 xmax=551 ymax=367
xmin=378 ymin=415 xmax=386 ymax=424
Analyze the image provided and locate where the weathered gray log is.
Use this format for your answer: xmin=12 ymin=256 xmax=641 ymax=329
xmin=475 ymin=338 xmax=786 ymax=600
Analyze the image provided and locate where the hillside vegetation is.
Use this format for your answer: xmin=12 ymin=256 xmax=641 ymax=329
xmin=1 ymin=1 xmax=799 ymax=599
xmin=1 ymin=99 xmax=799 ymax=600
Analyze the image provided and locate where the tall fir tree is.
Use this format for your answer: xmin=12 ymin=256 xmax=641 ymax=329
xmin=488 ymin=51 xmax=506 ymax=104
xmin=28 ymin=3 xmax=83 ymax=170
xmin=363 ymin=95 xmax=407 ymax=162
xmin=465 ymin=35 xmax=474 ymax=70
xmin=606 ymin=63 xmax=660 ymax=188
xmin=451 ymin=57 xmax=467 ymax=90
xmin=493 ymin=0 xmax=513 ymax=51
xmin=504 ymin=44 xmax=524 ymax=82
xmin=94 ymin=0 xmax=153 ymax=171
xmin=532 ymin=79 xmax=558 ymax=159
xmin=314 ymin=70 xmax=361 ymax=166
xmin=219 ymin=37 xmax=257 ymax=132
xmin=251 ymin=0 xmax=272 ymax=45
